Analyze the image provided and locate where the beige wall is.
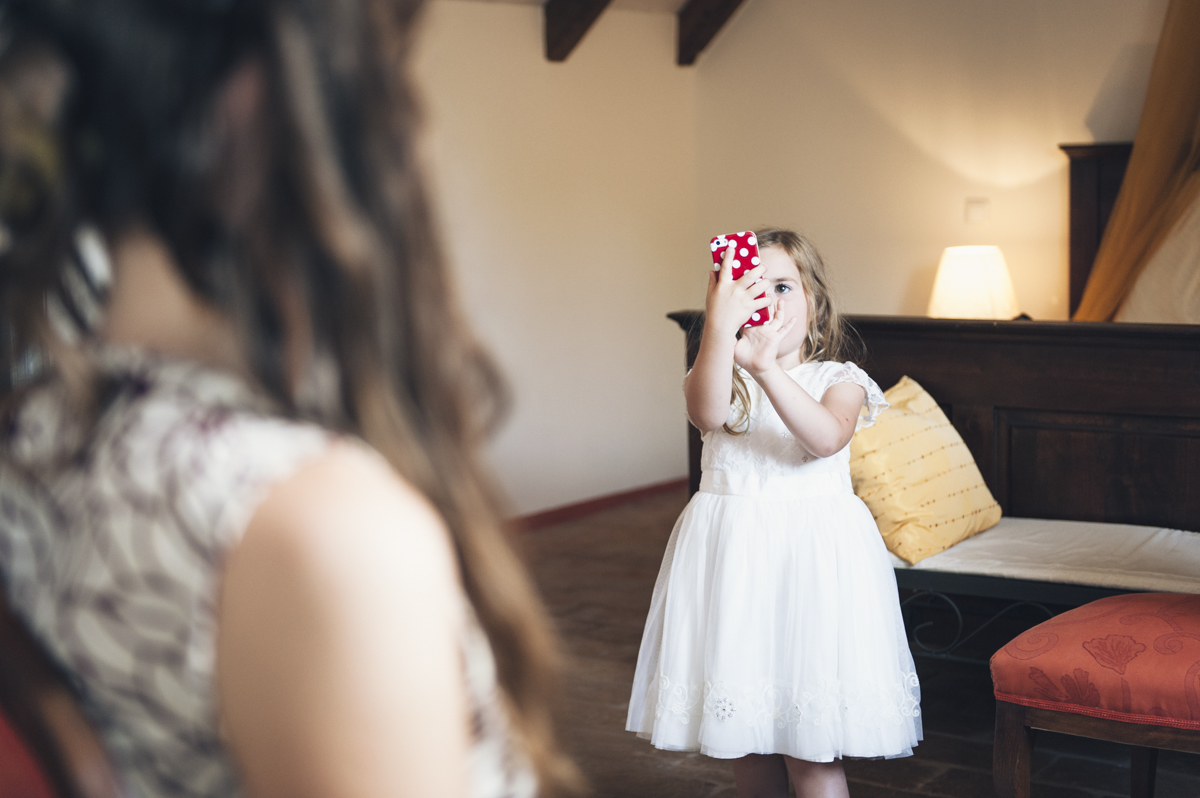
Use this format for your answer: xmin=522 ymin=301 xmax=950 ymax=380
xmin=413 ymin=0 xmax=1166 ymax=514
xmin=695 ymin=0 xmax=1168 ymax=319
xmin=413 ymin=2 xmax=700 ymax=515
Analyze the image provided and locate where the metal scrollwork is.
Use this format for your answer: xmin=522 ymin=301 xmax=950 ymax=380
xmin=900 ymin=591 xmax=1055 ymax=664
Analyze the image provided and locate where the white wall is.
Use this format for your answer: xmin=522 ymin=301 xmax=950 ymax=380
xmin=694 ymin=0 xmax=1168 ymax=319
xmin=413 ymin=0 xmax=1167 ymax=514
xmin=413 ymin=2 xmax=700 ymax=515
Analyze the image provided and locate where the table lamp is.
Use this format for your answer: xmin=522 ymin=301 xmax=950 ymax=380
xmin=926 ymin=246 xmax=1020 ymax=319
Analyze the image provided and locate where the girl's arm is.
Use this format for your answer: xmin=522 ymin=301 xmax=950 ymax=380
xmin=685 ymin=245 xmax=771 ymax=432
xmin=754 ymin=371 xmax=865 ymax=458
xmin=217 ymin=443 xmax=471 ymax=798
xmin=736 ymin=301 xmax=865 ymax=458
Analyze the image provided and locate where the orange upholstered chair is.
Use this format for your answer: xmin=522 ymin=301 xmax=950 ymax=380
xmin=990 ymin=593 xmax=1200 ymax=798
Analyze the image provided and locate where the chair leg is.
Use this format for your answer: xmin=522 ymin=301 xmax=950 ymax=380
xmin=1130 ymin=745 xmax=1157 ymax=798
xmin=994 ymin=701 xmax=1036 ymax=798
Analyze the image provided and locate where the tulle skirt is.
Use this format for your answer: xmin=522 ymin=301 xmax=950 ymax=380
xmin=626 ymin=470 xmax=922 ymax=761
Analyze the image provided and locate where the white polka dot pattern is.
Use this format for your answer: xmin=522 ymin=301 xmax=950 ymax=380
xmin=708 ymin=230 xmax=769 ymax=328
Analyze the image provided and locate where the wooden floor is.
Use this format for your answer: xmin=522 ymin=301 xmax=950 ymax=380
xmin=519 ymin=485 xmax=1200 ymax=798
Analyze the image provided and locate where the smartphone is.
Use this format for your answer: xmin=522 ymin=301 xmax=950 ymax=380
xmin=709 ymin=231 xmax=768 ymax=328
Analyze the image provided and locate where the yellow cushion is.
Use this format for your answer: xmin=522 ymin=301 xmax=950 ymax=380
xmin=850 ymin=376 xmax=1001 ymax=564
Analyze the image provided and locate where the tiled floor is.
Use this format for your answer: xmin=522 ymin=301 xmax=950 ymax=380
xmin=519 ymin=485 xmax=1200 ymax=797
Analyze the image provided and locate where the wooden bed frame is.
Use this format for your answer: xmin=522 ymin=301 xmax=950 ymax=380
xmin=668 ymin=311 xmax=1200 ymax=606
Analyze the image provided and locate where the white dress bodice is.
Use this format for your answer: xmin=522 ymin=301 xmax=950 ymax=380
xmin=699 ymin=361 xmax=886 ymax=498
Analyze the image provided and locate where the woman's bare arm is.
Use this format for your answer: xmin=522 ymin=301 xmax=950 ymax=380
xmin=216 ymin=443 xmax=470 ymax=798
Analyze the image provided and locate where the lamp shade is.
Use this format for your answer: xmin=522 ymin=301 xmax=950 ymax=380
xmin=926 ymin=246 xmax=1020 ymax=319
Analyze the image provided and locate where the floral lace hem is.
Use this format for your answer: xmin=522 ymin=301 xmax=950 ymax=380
xmin=654 ymin=672 xmax=921 ymax=730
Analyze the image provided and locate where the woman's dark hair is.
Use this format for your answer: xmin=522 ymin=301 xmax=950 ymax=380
xmin=0 ymin=0 xmax=575 ymax=789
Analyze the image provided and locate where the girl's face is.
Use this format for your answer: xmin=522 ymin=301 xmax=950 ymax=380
xmin=759 ymin=246 xmax=810 ymax=364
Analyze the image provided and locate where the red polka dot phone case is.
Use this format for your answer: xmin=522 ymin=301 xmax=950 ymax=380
xmin=710 ymin=231 xmax=768 ymax=328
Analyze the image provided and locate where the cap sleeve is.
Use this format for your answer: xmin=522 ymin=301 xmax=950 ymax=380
xmin=825 ymin=362 xmax=888 ymax=430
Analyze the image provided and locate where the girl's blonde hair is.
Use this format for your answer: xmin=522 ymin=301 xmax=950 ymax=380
xmin=725 ymin=228 xmax=861 ymax=435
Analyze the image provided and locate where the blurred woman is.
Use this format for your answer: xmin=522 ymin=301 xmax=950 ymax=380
xmin=0 ymin=0 xmax=573 ymax=795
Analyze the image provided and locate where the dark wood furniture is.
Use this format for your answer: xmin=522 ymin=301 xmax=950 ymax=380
xmin=851 ymin=315 xmax=1200 ymax=529
xmin=1061 ymin=142 xmax=1133 ymax=316
xmin=0 ymin=594 xmax=125 ymax=798
xmin=542 ymin=0 xmax=747 ymax=64
xmin=667 ymin=311 xmax=1200 ymax=605
xmin=677 ymin=0 xmax=746 ymax=65
xmin=991 ymin=592 xmax=1200 ymax=798
xmin=994 ymin=700 xmax=1200 ymax=798
xmin=544 ymin=0 xmax=612 ymax=62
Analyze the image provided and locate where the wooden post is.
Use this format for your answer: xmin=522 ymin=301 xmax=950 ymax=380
xmin=993 ymin=701 xmax=1035 ymax=798
xmin=677 ymin=0 xmax=744 ymax=65
xmin=544 ymin=0 xmax=612 ymax=62
xmin=1130 ymin=745 xmax=1158 ymax=798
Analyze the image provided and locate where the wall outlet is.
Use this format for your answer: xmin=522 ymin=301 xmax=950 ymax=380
xmin=965 ymin=197 xmax=991 ymax=224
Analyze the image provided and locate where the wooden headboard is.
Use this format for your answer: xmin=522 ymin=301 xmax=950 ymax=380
xmin=854 ymin=316 xmax=1200 ymax=530
xmin=669 ymin=312 xmax=1200 ymax=532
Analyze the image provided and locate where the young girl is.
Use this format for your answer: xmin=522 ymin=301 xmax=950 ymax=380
xmin=627 ymin=229 xmax=921 ymax=797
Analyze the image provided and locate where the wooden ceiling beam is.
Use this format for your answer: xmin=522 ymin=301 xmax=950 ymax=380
xmin=545 ymin=0 xmax=613 ymax=62
xmin=677 ymin=0 xmax=744 ymax=66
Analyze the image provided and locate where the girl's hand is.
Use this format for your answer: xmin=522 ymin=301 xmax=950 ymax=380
xmin=685 ymin=242 xmax=775 ymax=433
xmin=734 ymin=296 xmax=799 ymax=377
xmin=704 ymin=243 xmax=772 ymax=337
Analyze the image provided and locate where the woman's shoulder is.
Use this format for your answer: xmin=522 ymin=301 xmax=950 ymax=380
xmin=246 ymin=442 xmax=449 ymax=557
xmin=4 ymin=346 xmax=336 ymax=547
xmin=217 ymin=441 xmax=475 ymax=797
xmin=110 ymin=349 xmax=340 ymax=544
xmin=89 ymin=345 xmax=324 ymax=444
xmin=230 ymin=442 xmax=459 ymax=625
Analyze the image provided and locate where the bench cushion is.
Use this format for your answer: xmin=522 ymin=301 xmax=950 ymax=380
xmin=991 ymin=593 xmax=1200 ymax=730
xmin=851 ymin=376 xmax=1001 ymax=564
xmin=889 ymin=517 xmax=1200 ymax=594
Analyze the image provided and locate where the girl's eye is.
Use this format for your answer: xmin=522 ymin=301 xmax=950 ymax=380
xmin=775 ymin=284 xmax=791 ymax=294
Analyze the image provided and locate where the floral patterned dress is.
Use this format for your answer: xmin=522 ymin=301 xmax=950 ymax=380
xmin=0 ymin=347 xmax=534 ymax=798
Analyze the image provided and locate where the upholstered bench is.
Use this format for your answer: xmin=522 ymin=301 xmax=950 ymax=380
xmin=990 ymin=593 xmax=1200 ymax=798
xmin=888 ymin=517 xmax=1200 ymax=605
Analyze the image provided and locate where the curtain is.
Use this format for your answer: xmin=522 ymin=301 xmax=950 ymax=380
xmin=1114 ymin=190 xmax=1200 ymax=322
xmin=1072 ymin=0 xmax=1200 ymax=322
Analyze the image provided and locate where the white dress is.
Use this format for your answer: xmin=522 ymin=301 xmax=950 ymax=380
xmin=626 ymin=361 xmax=922 ymax=762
